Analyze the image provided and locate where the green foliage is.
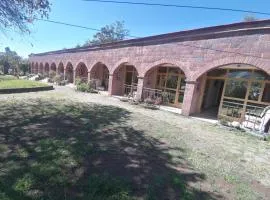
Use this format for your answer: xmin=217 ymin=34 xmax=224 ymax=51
xmin=13 ymin=174 xmax=35 ymax=193
xmin=243 ymin=15 xmax=258 ymax=22
xmin=86 ymin=174 xmax=132 ymax=200
xmin=84 ymin=21 xmax=129 ymax=46
xmin=0 ymin=47 xmax=21 ymax=74
xmin=19 ymin=62 xmax=29 ymax=75
xmin=53 ymin=75 xmax=63 ymax=84
xmin=0 ymin=0 xmax=51 ymax=33
xmin=76 ymin=82 xmax=96 ymax=93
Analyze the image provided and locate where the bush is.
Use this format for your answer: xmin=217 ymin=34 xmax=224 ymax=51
xmin=53 ymin=75 xmax=62 ymax=85
xmin=76 ymin=82 xmax=97 ymax=93
xmin=49 ymin=71 xmax=56 ymax=79
xmin=35 ymin=73 xmax=45 ymax=81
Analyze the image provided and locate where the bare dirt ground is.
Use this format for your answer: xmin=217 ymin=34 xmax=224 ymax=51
xmin=0 ymin=86 xmax=269 ymax=200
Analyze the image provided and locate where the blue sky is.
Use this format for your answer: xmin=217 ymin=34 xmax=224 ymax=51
xmin=1 ymin=0 xmax=269 ymax=58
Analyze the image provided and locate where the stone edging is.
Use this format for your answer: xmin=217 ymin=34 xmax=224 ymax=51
xmin=0 ymin=86 xmax=54 ymax=94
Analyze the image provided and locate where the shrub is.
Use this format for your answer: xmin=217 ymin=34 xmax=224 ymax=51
xmin=53 ymin=75 xmax=62 ymax=85
xmin=49 ymin=71 xmax=56 ymax=79
xmin=75 ymin=78 xmax=83 ymax=85
xmin=35 ymin=73 xmax=45 ymax=81
xmin=76 ymin=82 xmax=97 ymax=93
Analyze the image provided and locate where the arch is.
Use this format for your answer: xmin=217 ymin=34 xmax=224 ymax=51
xmin=39 ymin=63 xmax=44 ymax=74
xmin=58 ymin=62 xmax=64 ymax=74
xmin=75 ymin=59 xmax=89 ymax=72
xmin=111 ymin=62 xmax=139 ymax=96
xmin=44 ymin=63 xmax=50 ymax=76
xmin=193 ymin=57 xmax=270 ymax=81
xmin=196 ymin=63 xmax=270 ymax=120
xmin=75 ymin=62 xmax=88 ymax=82
xmin=90 ymin=62 xmax=109 ymax=90
xmin=143 ymin=63 xmax=187 ymax=107
xmin=31 ymin=62 xmax=35 ymax=73
xmin=142 ymin=59 xmax=190 ymax=78
xmin=35 ymin=62 xmax=39 ymax=74
xmin=111 ymin=58 xmax=138 ymax=75
xmin=66 ymin=62 xmax=74 ymax=83
xmin=51 ymin=63 xmax=56 ymax=72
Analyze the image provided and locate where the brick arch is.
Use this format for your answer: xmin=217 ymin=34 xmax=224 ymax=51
xmin=142 ymin=59 xmax=190 ymax=78
xmin=75 ymin=59 xmax=89 ymax=71
xmin=39 ymin=63 xmax=44 ymax=74
xmin=58 ymin=62 xmax=64 ymax=74
xmin=51 ymin=63 xmax=57 ymax=71
xmin=89 ymin=61 xmax=110 ymax=73
xmin=111 ymin=58 xmax=139 ymax=75
xmin=193 ymin=56 xmax=270 ymax=80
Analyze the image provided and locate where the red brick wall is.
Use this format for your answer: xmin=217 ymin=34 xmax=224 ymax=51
xmin=30 ymin=34 xmax=270 ymax=81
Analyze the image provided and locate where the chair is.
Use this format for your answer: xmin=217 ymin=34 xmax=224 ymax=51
xmin=259 ymin=106 xmax=270 ymax=134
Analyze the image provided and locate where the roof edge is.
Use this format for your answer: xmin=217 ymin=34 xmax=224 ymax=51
xmin=30 ymin=19 xmax=270 ymax=57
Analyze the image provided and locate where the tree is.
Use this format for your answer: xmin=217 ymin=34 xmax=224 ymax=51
xmin=19 ymin=59 xmax=30 ymax=75
xmin=0 ymin=47 xmax=21 ymax=74
xmin=84 ymin=21 xmax=129 ymax=46
xmin=243 ymin=15 xmax=258 ymax=22
xmin=0 ymin=0 xmax=51 ymax=33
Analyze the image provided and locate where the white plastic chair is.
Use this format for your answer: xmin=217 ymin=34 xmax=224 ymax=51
xmin=259 ymin=106 xmax=270 ymax=134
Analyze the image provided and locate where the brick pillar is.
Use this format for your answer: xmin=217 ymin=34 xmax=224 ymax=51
xmin=73 ymin=70 xmax=76 ymax=84
xmin=87 ymin=71 xmax=91 ymax=83
xmin=136 ymin=77 xmax=144 ymax=101
xmin=182 ymin=81 xmax=198 ymax=116
xmin=64 ymin=68 xmax=66 ymax=81
xmin=108 ymin=74 xmax=114 ymax=96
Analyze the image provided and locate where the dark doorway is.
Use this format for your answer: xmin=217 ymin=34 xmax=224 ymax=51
xmin=201 ymin=79 xmax=225 ymax=118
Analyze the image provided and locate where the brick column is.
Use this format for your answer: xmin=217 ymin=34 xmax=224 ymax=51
xmin=182 ymin=81 xmax=198 ymax=116
xmin=136 ymin=77 xmax=144 ymax=101
xmin=63 ymin=68 xmax=66 ymax=81
xmin=108 ymin=74 xmax=114 ymax=96
xmin=73 ymin=70 xmax=76 ymax=84
xmin=87 ymin=71 xmax=91 ymax=83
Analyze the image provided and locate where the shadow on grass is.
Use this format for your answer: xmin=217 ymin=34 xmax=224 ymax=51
xmin=0 ymin=98 xmax=222 ymax=200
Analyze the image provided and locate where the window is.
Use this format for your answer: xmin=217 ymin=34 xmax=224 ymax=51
xmin=224 ymin=80 xmax=248 ymax=99
xmin=262 ymin=83 xmax=270 ymax=103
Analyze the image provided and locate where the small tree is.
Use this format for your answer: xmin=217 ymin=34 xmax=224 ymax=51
xmin=84 ymin=21 xmax=129 ymax=46
xmin=243 ymin=15 xmax=258 ymax=22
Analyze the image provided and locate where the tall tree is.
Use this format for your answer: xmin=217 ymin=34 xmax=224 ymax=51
xmin=0 ymin=47 xmax=21 ymax=74
xmin=84 ymin=21 xmax=129 ymax=46
xmin=0 ymin=0 xmax=51 ymax=33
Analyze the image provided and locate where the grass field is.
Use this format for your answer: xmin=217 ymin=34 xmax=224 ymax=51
xmin=0 ymin=88 xmax=269 ymax=200
xmin=0 ymin=75 xmax=47 ymax=89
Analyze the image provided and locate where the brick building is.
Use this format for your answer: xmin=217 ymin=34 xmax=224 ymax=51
xmin=29 ymin=20 xmax=270 ymax=121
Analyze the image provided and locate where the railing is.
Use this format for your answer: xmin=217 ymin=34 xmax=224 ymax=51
xmin=219 ymin=100 xmax=267 ymax=131
xmin=124 ymin=84 xmax=137 ymax=97
xmin=142 ymin=87 xmax=163 ymax=100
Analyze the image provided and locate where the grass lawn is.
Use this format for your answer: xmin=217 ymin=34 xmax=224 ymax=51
xmin=0 ymin=91 xmax=269 ymax=200
xmin=0 ymin=76 xmax=47 ymax=89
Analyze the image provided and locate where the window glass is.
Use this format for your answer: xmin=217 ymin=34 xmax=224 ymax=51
xmin=248 ymin=82 xmax=262 ymax=101
xmin=253 ymin=70 xmax=270 ymax=81
xmin=180 ymin=78 xmax=186 ymax=91
xmin=178 ymin=92 xmax=184 ymax=103
xmin=166 ymin=75 xmax=178 ymax=89
xmin=207 ymin=69 xmax=227 ymax=77
xmin=262 ymin=83 xmax=270 ymax=103
xmin=165 ymin=90 xmax=176 ymax=104
xmin=168 ymin=67 xmax=180 ymax=74
xmin=224 ymin=80 xmax=248 ymax=99
xmin=228 ymin=70 xmax=252 ymax=79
